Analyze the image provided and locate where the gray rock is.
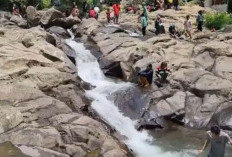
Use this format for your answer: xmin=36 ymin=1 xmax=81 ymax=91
xmin=0 ymin=101 xmax=23 ymax=134
xmin=18 ymin=145 xmax=69 ymax=157
xmin=52 ymin=17 xmax=81 ymax=29
xmin=10 ymin=16 xmax=27 ymax=28
xmin=46 ymin=26 xmax=71 ymax=39
xmin=40 ymin=8 xmax=63 ymax=27
xmin=26 ymin=6 xmax=37 ymax=26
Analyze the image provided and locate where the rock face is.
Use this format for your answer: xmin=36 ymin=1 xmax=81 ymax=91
xmin=0 ymin=25 xmax=129 ymax=157
xmin=76 ymin=5 xmax=232 ymax=133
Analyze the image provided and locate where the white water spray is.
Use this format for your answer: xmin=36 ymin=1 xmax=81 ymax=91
xmin=66 ymin=39 xmax=196 ymax=157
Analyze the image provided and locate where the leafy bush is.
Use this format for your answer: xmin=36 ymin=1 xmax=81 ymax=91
xmin=204 ymin=12 xmax=232 ymax=30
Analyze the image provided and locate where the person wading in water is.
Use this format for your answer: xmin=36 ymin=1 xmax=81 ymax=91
xmin=198 ymin=125 xmax=232 ymax=157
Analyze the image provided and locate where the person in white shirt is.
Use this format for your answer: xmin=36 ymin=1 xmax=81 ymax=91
xmin=94 ymin=6 xmax=100 ymax=19
xmin=184 ymin=15 xmax=192 ymax=39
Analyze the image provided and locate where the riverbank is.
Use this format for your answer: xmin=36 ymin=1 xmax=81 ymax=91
xmin=0 ymin=12 xmax=131 ymax=157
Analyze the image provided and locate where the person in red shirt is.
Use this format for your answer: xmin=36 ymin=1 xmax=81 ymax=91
xmin=89 ymin=7 xmax=97 ymax=19
xmin=112 ymin=3 xmax=120 ymax=24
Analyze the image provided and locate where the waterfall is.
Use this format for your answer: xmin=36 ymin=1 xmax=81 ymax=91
xmin=66 ymin=39 xmax=196 ymax=157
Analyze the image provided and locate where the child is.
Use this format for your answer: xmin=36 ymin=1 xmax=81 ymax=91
xmin=197 ymin=10 xmax=204 ymax=31
xmin=141 ymin=13 xmax=148 ymax=36
xmin=106 ymin=8 xmax=111 ymax=23
xmin=184 ymin=15 xmax=192 ymax=38
xmin=156 ymin=62 xmax=171 ymax=83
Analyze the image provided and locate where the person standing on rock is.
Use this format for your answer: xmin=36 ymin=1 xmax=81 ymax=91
xmin=141 ymin=13 xmax=148 ymax=36
xmin=106 ymin=8 xmax=111 ymax=23
xmin=198 ymin=125 xmax=232 ymax=157
xmin=196 ymin=10 xmax=204 ymax=32
xmin=71 ymin=5 xmax=80 ymax=18
xmin=113 ymin=3 xmax=120 ymax=24
xmin=184 ymin=15 xmax=192 ymax=39
xmin=142 ymin=2 xmax=148 ymax=21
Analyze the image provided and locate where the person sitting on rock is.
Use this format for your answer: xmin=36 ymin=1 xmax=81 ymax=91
xmin=169 ymin=24 xmax=180 ymax=38
xmin=155 ymin=15 xmax=165 ymax=35
xmin=184 ymin=15 xmax=192 ymax=38
xmin=89 ymin=7 xmax=97 ymax=19
xmin=71 ymin=5 xmax=79 ymax=18
xmin=138 ymin=64 xmax=153 ymax=87
xmin=155 ymin=62 xmax=170 ymax=84
xmin=13 ymin=4 xmax=21 ymax=17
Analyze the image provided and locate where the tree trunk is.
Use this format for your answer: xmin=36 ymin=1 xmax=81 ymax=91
xmin=228 ymin=0 xmax=232 ymax=13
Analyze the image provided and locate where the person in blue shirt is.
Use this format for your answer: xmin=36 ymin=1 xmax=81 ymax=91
xmin=141 ymin=13 xmax=148 ymax=36
xmin=138 ymin=64 xmax=153 ymax=87
xmin=197 ymin=10 xmax=204 ymax=31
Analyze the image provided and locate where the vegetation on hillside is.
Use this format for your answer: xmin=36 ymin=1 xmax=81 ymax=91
xmin=204 ymin=12 xmax=232 ymax=30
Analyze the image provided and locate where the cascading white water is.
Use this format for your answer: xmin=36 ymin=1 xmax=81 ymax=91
xmin=66 ymin=39 xmax=197 ymax=157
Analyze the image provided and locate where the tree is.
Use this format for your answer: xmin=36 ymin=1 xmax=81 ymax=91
xmin=228 ymin=0 xmax=232 ymax=13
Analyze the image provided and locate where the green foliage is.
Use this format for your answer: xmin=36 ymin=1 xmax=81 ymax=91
xmin=204 ymin=12 xmax=232 ymax=30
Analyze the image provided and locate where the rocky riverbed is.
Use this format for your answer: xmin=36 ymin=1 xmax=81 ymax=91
xmin=73 ymin=5 xmax=232 ymax=135
xmin=0 ymin=8 xmax=130 ymax=157
xmin=1 ymin=3 xmax=232 ymax=157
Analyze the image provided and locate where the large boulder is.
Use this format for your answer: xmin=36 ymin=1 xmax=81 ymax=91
xmin=19 ymin=145 xmax=69 ymax=157
xmin=26 ymin=6 xmax=37 ymax=26
xmin=10 ymin=16 xmax=27 ymax=28
xmin=214 ymin=56 xmax=232 ymax=81
xmin=193 ymin=51 xmax=214 ymax=70
xmin=209 ymin=101 xmax=232 ymax=131
xmin=223 ymin=25 xmax=232 ymax=33
xmin=98 ymin=57 xmax=123 ymax=79
xmin=194 ymin=40 xmax=232 ymax=56
xmin=40 ymin=8 xmax=64 ymax=28
xmin=46 ymin=26 xmax=71 ymax=39
xmin=75 ymin=18 xmax=101 ymax=36
xmin=193 ymin=74 xmax=232 ymax=95
xmin=0 ymin=101 xmax=23 ymax=134
xmin=150 ymin=91 xmax=186 ymax=117
xmin=9 ymin=127 xmax=63 ymax=148
xmin=51 ymin=17 xmax=81 ymax=29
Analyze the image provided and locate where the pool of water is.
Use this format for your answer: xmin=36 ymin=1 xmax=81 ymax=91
xmin=150 ymin=123 xmax=232 ymax=157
